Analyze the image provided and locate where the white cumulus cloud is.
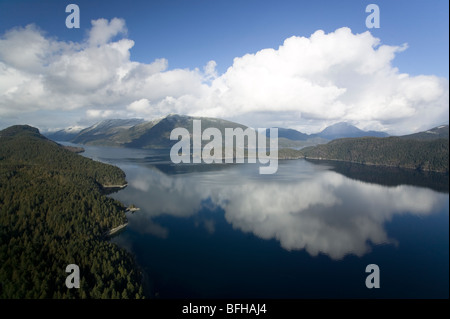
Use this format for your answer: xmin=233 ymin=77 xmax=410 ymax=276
xmin=88 ymin=18 xmax=127 ymax=46
xmin=0 ymin=20 xmax=447 ymax=134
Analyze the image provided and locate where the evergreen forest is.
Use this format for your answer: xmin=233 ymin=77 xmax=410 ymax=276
xmin=0 ymin=125 xmax=144 ymax=298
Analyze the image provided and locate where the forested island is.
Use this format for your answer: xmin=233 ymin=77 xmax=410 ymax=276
xmin=0 ymin=125 xmax=144 ymax=298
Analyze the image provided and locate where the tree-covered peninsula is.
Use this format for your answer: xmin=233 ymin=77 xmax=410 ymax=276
xmin=0 ymin=125 xmax=144 ymax=298
xmin=296 ymin=136 xmax=449 ymax=173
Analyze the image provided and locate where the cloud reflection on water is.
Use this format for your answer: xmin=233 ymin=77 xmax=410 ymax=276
xmin=116 ymin=161 xmax=447 ymax=260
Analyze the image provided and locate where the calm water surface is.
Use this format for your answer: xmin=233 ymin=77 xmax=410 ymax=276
xmin=76 ymin=144 xmax=449 ymax=299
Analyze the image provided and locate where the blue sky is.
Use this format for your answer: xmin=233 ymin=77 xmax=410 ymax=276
xmin=0 ymin=0 xmax=448 ymax=133
xmin=1 ymin=0 xmax=448 ymax=76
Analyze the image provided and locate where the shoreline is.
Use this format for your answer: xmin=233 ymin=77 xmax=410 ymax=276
xmin=102 ymin=183 xmax=128 ymax=189
xmin=102 ymin=206 xmax=140 ymax=237
xmin=277 ymin=152 xmax=449 ymax=174
xmin=103 ymin=222 xmax=128 ymax=237
xmin=300 ymin=156 xmax=449 ymax=174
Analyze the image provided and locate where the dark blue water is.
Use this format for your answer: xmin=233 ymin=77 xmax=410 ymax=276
xmin=75 ymin=144 xmax=449 ymax=299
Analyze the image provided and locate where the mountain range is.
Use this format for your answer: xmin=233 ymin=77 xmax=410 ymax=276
xmin=6 ymin=116 xmax=450 ymax=173
xmin=45 ymin=114 xmax=389 ymax=148
xmin=43 ymin=115 xmax=449 ymax=172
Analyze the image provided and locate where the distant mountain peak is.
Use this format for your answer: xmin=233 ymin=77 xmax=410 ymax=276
xmin=317 ymin=122 xmax=388 ymax=139
xmin=328 ymin=122 xmax=354 ymax=128
xmin=320 ymin=122 xmax=361 ymax=132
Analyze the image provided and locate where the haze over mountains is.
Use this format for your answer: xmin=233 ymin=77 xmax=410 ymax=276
xmin=272 ymin=122 xmax=389 ymax=147
xmin=45 ymin=114 xmax=391 ymax=149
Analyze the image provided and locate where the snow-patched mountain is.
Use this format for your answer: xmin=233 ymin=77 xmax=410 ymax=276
xmin=48 ymin=115 xmax=249 ymax=148
xmin=46 ymin=116 xmax=394 ymax=149
xmin=71 ymin=118 xmax=146 ymax=145
xmin=399 ymin=124 xmax=449 ymax=140
xmin=44 ymin=126 xmax=85 ymax=142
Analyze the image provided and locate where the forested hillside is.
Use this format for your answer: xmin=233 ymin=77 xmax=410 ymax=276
xmin=0 ymin=125 xmax=144 ymax=298
xmin=297 ymin=136 xmax=449 ymax=173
